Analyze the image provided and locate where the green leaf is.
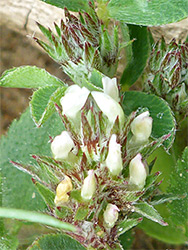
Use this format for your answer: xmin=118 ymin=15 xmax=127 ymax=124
xmin=0 ymin=208 xmax=75 ymax=231
xmin=134 ymin=202 xmax=167 ymax=226
xmin=167 ymin=147 xmax=188 ymax=226
xmin=118 ymin=217 xmax=142 ymax=235
xmin=28 ymin=233 xmax=86 ymax=250
xmin=0 ymin=234 xmax=19 ymax=250
xmin=120 ymin=25 xmax=150 ymax=87
xmin=150 ymin=193 xmax=184 ymax=206
xmin=119 ymin=230 xmax=133 ymax=250
xmin=0 ymin=109 xmax=64 ymax=210
xmin=139 ymin=208 xmax=187 ymax=244
xmin=88 ymin=69 xmax=103 ymax=89
xmin=40 ymin=0 xmax=90 ymax=12
xmin=140 ymin=147 xmax=188 ymax=244
xmin=35 ymin=182 xmax=55 ymax=208
xmin=0 ymin=66 xmax=63 ymax=88
xmin=107 ymin=0 xmax=188 ymax=26
xmin=75 ymin=207 xmax=88 ymax=221
xmin=122 ymin=91 xmax=176 ymax=149
xmin=30 ymin=86 xmax=66 ymax=126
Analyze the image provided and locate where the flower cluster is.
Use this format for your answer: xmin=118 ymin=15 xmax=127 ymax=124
xmin=48 ymin=76 xmax=154 ymax=248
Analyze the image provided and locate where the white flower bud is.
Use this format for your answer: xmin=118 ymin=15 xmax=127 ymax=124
xmin=103 ymin=204 xmax=119 ymax=228
xmin=106 ymin=134 xmax=123 ymax=176
xmin=129 ymin=154 xmax=147 ymax=189
xmin=81 ymin=170 xmax=96 ymax=200
xmin=91 ymin=91 xmax=125 ymax=126
xmin=51 ymin=131 xmax=74 ymax=160
xmin=102 ymin=76 xmax=120 ymax=102
xmin=60 ymin=85 xmax=90 ymax=120
xmin=131 ymin=111 xmax=152 ymax=143
xmin=54 ymin=176 xmax=73 ymax=206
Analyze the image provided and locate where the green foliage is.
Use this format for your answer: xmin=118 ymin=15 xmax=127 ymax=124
xmin=0 ymin=208 xmax=75 ymax=231
xmin=40 ymin=0 xmax=91 ymax=12
xmin=30 ymin=86 xmax=66 ymax=126
xmin=117 ymin=217 xmax=142 ymax=235
xmin=29 ymin=233 xmax=86 ymax=250
xmin=0 ymin=234 xmax=19 ymax=250
xmin=140 ymin=147 xmax=188 ymax=244
xmin=167 ymin=147 xmax=188 ymax=227
xmin=107 ymin=0 xmax=188 ymax=26
xmin=134 ymin=202 xmax=167 ymax=226
xmin=0 ymin=109 xmax=64 ymax=210
xmin=34 ymin=182 xmax=55 ymax=208
xmin=122 ymin=91 xmax=176 ymax=149
xmin=120 ymin=24 xmax=150 ymax=87
xmin=0 ymin=66 xmax=63 ymax=88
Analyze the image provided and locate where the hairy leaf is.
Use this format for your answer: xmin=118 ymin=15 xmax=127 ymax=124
xmin=107 ymin=0 xmax=188 ymax=26
xmin=30 ymin=86 xmax=66 ymax=126
xmin=167 ymin=147 xmax=188 ymax=226
xmin=28 ymin=233 xmax=86 ymax=250
xmin=134 ymin=202 xmax=167 ymax=226
xmin=0 ymin=66 xmax=63 ymax=88
xmin=0 ymin=109 xmax=64 ymax=210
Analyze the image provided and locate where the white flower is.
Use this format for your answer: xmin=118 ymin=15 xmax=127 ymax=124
xmin=129 ymin=154 xmax=147 ymax=189
xmin=131 ymin=111 xmax=153 ymax=143
xmin=60 ymin=85 xmax=90 ymax=120
xmin=51 ymin=131 xmax=74 ymax=160
xmin=106 ymin=134 xmax=123 ymax=176
xmin=91 ymin=91 xmax=125 ymax=126
xmin=103 ymin=204 xmax=119 ymax=228
xmin=81 ymin=170 xmax=96 ymax=200
xmin=54 ymin=176 xmax=73 ymax=206
xmin=102 ymin=76 xmax=120 ymax=102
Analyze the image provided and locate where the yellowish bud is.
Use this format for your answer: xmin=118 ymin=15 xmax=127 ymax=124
xmin=54 ymin=176 xmax=73 ymax=206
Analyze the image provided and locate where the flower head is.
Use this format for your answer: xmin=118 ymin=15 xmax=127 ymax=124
xmin=103 ymin=203 xmax=119 ymax=228
xmin=81 ymin=170 xmax=96 ymax=201
xmin=129 ymin=154 xmax=147 ymax=189
xmin=51 ymin=131 xmax=75 ymax=160
xmin=106 ymin=134 xmax=123 ymax=176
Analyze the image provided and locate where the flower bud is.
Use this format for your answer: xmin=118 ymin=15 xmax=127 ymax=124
xmin=54 ymin=176 xmax=73 ymax=206
xmin=60 ymin=85 xmax=90 ymax=120
xmin=129 ymin=154 xmax=147 ymax=189
xmin=102 ymin=76 xmax=120 ymax=102
xmin=81 ymin=170 xmax=96 ymax=200
xmin=103 ymin=204 xmax=119 ymax=228
xmin=106 ymin=134 xmax=123 ymax=176
xmin=131 ymin=111 xmax=152 ymax=143
xmin=91 ymin=91 xmax=125 ymax=126
xmin=51 ymin=131 xmax=74 ymax=160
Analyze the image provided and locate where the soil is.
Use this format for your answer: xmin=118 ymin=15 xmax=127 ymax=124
xmin=0 ymin=26 xmax=187 ymax=250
